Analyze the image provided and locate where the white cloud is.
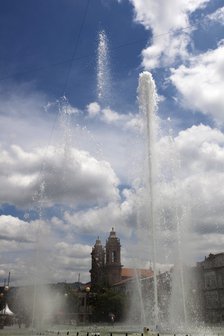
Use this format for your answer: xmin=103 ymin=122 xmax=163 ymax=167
xmin=0 ymin=187 xmax=140 ymax=284
xmin=1 ymin=77 xmax=224 ymax=285
xmin=63 ymin=193 xmax=137 ymax=238
xmin=156 ymin=124 xmax=224 ymax=262
xmin=2 ymin=123 xmax=224 ymax=282
xmin=170 ymin=44 xmax=224 ymax=122
xmin=86 ymin=102 xmax=101 ymax=117
xmin=101 ymin=107 xmax=126 ymax=123
xmin=125 ymin=115 xmax=143 ymax=132
xmin=54 ymin=242 xmax=92 ymax=281
xmin=0 ymin=144 xmax=120 ymax=208
xmin=130 ymin=0 xmax=209 ymax=69
xmin=56 ymin=241 xmax=91 ymax=258
xmin=0 ymin=214 xmax=93 ymax=283
xmin=0 ymin=86 xmax=52 ymax=150
xmin=0 ymin=84 xmax=144 ymax=208
xmin=0 ymin=215 xmax=36 ymax=243
xmin=86 ymin=102 xmax=138 ymax=128
xmin=207 ymin=6 xmax=224 ymax=25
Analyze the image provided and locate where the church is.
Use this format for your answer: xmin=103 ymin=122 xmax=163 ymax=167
xmin=90 ymin=227 xmax=153 ymax=290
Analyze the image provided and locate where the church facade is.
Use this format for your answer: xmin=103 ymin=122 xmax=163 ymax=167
xmin=90 ymin=228 xmax=123 ymax=289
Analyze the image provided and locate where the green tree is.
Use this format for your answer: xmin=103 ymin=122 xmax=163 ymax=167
xmin=91 ymin=289 xmax=127 ymax=322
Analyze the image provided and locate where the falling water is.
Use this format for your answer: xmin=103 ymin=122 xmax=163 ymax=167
xmin=176 ymin=208 xmax=188 ymax=326
xmin=134 ymin=269 xmax=146 ymax=325
xmin=97 ymin=30 xmax=111 ymax=106
xmin=138 ymin=71 xmax=159 ymax=327
xmin=31 ymin=180 xmax=47 ymax=331
xmin=29 ymin=97 xmax=74 ymax=332
xmin=167 ymin=131 xmax=188 ymax=328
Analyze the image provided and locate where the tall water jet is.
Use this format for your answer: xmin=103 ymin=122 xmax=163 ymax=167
xmin=135 ymin=269 xmax=146 ymax=325
xmin=28 ymin=96 xmax=74 ymax=332
xmin=167 ymin=157 xmax=189 ymax=328
xmin=97 ymin=30 xmax=111 ymax=106
xmin=138 ymin=71 xmax=159 ymax=327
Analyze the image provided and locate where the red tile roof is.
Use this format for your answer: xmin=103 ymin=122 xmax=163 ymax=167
xmin=121 ymin=267 xmax=153 ymax=279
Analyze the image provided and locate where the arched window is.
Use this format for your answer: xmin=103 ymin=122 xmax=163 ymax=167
xmin=112 ymin=251 xmax=116 ymax=262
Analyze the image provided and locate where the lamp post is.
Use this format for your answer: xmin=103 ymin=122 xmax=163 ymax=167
xmin=0 ymin=292 xmax=4 ymax=329
xmin=84 ymin=287 xmax=90 ymax=324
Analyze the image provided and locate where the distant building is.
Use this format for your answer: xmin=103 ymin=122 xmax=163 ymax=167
xmin=197 ymin=253 xmax=224 ymax=323
xmin=90 ymin=228 xmax=155 ymax=289
xmin=90 ymin=231 xmax=224 ymax=324
xmin=105 ymin=228 xmax=123 ymax=286
xmin=90 ymin=237 xmax=105 ymax=289
xmin=90 ymin=228 xmax=123 ymax=288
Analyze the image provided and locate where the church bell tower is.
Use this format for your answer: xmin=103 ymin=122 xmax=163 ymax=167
xmin=90 ymin=237 xmax=105 ymax=289
xmin=105 ymin=227 xmax=122 ymax=286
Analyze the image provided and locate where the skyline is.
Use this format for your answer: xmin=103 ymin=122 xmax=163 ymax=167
xmin=0 ymin=0 xmax=224 ymax=285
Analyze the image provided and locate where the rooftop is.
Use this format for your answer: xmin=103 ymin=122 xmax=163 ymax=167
xmin=121 ymin=267 xmax=153 ymax=279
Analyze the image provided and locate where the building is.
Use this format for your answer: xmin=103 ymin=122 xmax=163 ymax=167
xmin=90 ymin=228 xmax=155 ymax=289
xmin=105 ymin=228 xmax=123 ymax=286
xmin=197 ymin=253 xmax=224 ymax=323
xmin=90 ymin=237 xmax=105 ymax=289
xmin=91 ymin=231 xmax=224 ymax=324
xmin=90 ymin=228 xmax=123 ymax=288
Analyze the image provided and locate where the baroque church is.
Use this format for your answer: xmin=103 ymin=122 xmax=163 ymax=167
xmin=90 ymin=227 xmax=153 ymax=290
xmin=90 ymin=228 xmax=123 ymax=289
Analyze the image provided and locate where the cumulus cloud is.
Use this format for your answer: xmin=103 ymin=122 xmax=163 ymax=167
xmin=0 ymin=214 xmax=93 ymax=283
xmin=53 ymin=242 xmax=92 ymax=281
xmin=170 ymin=44 xmax=224 ymax=122
xmin=0 ymin=187 xmax=140 ymax=283
xmin=101 ymin=107 xmax=127 ymax=123
xmin=0 ymin=144 xmax=120 ymax=208
xmin=0 ymin=86 xmax=52 ymax=150
xmin=156 ymin=124 xmax=224 ymax=262
xmin=56 ymin=242 xmax=91 ymax=258
xmin=1 ymin=78 xmax=224 ymax=284
xmin=86 ymin=102 xmax=101 ymax=117
xmin=207 ymin=6 xmax=224 ymax=25
xmin=2 ymin=123 xmax=224 ymax=282
xmin=0 ymin=214 xmax=53 ymax=284
xmin=130 ymin=0 xmax=209 ymax=69
xmin=86 ymin=101 xmax=143 ymax=133
xmin=63 ymin=190 xmax=138 ymax=238
xmin=125 ymin=116 xmax=144 ymax=132
xmin=0 ymin=215 xmax=36 ymax=243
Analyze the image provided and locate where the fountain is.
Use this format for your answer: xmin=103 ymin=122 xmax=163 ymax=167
xmin=2 ymin=30 xmax=210 ymax=336
xmin=97 ymin=29 xmax=111 ymax=106
xmin=137 ymin=71 xmax=184 ymax=331
xmin=137 ymin=70 xmax=207 ymax=332
xmin=138 ymin=72 xmax=159 ymax=328
xmin=95 ymin=29 xmax=192 ymax=331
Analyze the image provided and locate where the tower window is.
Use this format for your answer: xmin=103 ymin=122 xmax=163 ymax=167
xmin=112 ymin=251 xmax=116 ymax=262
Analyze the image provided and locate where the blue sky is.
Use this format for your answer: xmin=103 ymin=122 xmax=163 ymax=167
xmin=0 ymin=0 xmax=148 ymax=109
xmin=0 ymin=0 xmax=224 ymax=285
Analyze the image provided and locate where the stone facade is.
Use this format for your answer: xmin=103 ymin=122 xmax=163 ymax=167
xmin=90 ymin=228 xmax=122 ymax=288
xmin=90 ymin=237 xmax=105 ymax=289
xmin=104 ymin=228 xmax=122 ymax=286
xmin=197 ymin=253 xmax=224 ymax=323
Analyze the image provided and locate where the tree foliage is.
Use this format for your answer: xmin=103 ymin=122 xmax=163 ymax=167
xmin=91 ymin=289 xmax=127 ymax=322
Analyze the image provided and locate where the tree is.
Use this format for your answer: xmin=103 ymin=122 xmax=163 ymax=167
xmin=91 ymin=288 xmax=127 ymax=322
